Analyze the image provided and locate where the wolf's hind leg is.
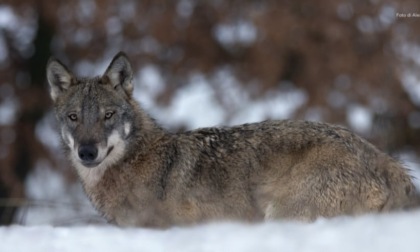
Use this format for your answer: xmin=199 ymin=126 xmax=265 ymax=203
xmin=262 ymin=161 xmax=394 ymax=221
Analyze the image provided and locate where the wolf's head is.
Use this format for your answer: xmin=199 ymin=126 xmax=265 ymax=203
xmin=47 ymin=52 xmax=139 ymax=174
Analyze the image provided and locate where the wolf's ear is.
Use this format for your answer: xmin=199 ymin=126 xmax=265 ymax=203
xmin=103 ymin=52 xmax=134 ymax=97
xmin=46 ymin=58 xmax=74 ymax=102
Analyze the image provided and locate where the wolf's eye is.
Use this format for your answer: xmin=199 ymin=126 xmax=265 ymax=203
xmin=68 ymin=113 xmax=77 ymax=121
xmin=105 ymin=111 xmax=114 ymax=120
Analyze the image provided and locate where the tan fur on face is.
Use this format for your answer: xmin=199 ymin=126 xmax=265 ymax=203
xmin=70 ymin=129 xmax=126 ymax=187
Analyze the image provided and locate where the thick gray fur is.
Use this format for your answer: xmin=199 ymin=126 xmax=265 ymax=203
xmin=46 ymin=52 xmax=420 ymax=228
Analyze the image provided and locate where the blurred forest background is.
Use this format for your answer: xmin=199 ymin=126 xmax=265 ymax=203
xmin=0 ymin=0 xmax=419 ymax=225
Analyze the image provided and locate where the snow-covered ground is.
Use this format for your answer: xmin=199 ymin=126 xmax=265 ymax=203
xmin=3 ymin=211 xmax=420 ymax=252
xmin=1 ymin=3 xmax=420 ymax=252
xmin=8 ymin=51 xmax=420 ymax=252
xmin=8 ymin=150 xmax=420 ymax=252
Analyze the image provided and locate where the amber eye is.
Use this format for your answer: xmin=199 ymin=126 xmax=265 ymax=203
xmin=105 ymin=111 xmax=114 ymax=120
xmin=68 ymin=113 xmax=77 ymax=121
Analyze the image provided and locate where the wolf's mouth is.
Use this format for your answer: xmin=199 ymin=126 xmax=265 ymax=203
xmin=82 ymin=161 xmax=101 ymax=168
xmin=81 ymin=146 xmax=114 ymax=168
xmin=107 ymin=146 xmax=114 ymax=156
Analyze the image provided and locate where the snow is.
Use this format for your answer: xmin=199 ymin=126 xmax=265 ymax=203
xmin=0 ymin=6 xmax=17 ymax=30
xmin=76 ymin=0 xmax=96 ymax=24
xmin=346 ymin=104 xmax=373 ymax=134
xmin=3 ymin=211 xmax=420 ymax=252
xmin=230 ymin=87 xmax=307 ymax=125
xmin=213 ymin=20 xmax=258 ymax=47
xmin=162 ymin=74 xmax=226 ymax=128
xmin=0 ymin=6 xmax=37 ymax=59
xmin=134 ymin=64 xmax=166 ymax=109
xmin=401 ymin=71 xmax=420 ymax=106
xmin=399 ymin=42 xmax=420 ymax=67
xmin=17 ymin=26 xmax=420 ymax=251
xmin=0 ymin=95 xmax=19 ymax=126
xmin=18 ymin=161 xmax=101 ymax=226
xmin=135 ymin=68 xmax=307 ymax=129
xmin=177 ymin=0 xmax=194 ymax=19
xmin=17 ymin=67 xmax=420 ymax=251
xmin=106 ymin=17 xmax=123 ymax=36
xmin=399 ymin=151 xmax=420 ymax=190
xmin=378 ymin=5 xmax=396 ymax=27
xmin=35 ymin=112 xmax=61 ymax=150
xmin=357 ymin=16 xmax=376 ymax=34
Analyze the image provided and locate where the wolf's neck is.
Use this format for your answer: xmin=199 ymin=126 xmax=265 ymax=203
xmin=131 ymin=104 xmax=168 ymax=150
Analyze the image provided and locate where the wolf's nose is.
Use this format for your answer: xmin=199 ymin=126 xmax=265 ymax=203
xmin=78 ymin=144 xmax=98 ymax=162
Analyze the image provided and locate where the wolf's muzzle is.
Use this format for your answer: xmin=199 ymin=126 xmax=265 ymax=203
xmin=78 ymin=144 xmax=98 ymax=167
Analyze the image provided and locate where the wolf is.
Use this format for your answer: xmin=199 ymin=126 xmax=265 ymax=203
xmin=46 ymin=52 xmax=419 ymax=228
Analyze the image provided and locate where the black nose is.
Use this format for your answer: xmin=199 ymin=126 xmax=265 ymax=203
xmin=78 ymin=144 xmax=98 ymax=162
